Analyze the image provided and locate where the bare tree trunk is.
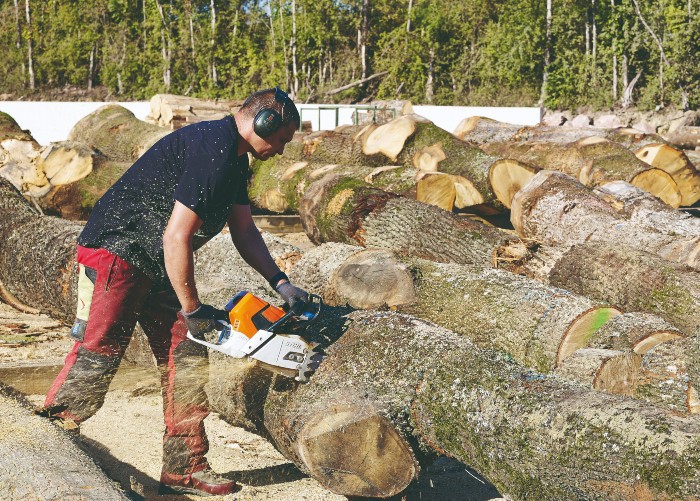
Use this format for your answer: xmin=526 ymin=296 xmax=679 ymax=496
xmin=406 ymin=0 xmax=413 ymax=32
xmin=88 ymin=43 xmax=95 ymax=91
xmin=24 ymin=0 xmax=34 ymax=90
xmin=425 ymin=47 xmax=434 ymax=104
xmin=267 ymin=0 xmax=276 ymax=71
xmin=155 ymin=0 xmax=171 ymax=90
xmin=292 ymin=0 xmax=299 ymax=97
xmin=279 ymin=0 xmax=290 ymax=91
xmin=13 ymin=0 xmax=21 ymax=49
xmin=184 ymin=0 xmax=196 ymax=58
xmin=210 ymin=0 xmax=217 ymax=84
xmin=591 ymin=0 xmax=597 ymax=60
xmin=539 ymin=0 xmax=552 ymax=106
xmin=360 ymin=0 xmax=369 ymax=82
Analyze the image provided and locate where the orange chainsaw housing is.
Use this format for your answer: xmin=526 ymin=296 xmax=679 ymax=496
xmin=228 ymin=292 xmax=286 ymax=338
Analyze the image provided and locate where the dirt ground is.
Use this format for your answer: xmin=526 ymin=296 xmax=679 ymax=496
xmin=0 ymin=233 xmax=505 ymax=501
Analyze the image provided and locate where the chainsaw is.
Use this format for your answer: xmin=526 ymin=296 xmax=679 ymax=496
xmin=186 ymin=291 xmax=324 ymax=382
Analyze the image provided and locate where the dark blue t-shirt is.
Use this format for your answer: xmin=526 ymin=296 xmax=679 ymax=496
xmin=78 ymin=115 xmax=249 ymax=285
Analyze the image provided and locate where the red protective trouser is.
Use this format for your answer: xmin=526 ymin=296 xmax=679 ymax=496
xmin=44 ymin=246 xmax=210 ymax=476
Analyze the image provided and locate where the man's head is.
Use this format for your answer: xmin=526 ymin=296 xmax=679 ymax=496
xmin=238 ymin=87 xmax=300 ymax=160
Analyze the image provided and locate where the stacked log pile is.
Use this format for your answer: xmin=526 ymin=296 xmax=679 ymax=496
xmin=455 ymin=116 xmax=700 ymax=208
xmin=146 ymin=94 xmax=243 ymax=129
xmin=3 ymin=103 xmax=700 ymax=498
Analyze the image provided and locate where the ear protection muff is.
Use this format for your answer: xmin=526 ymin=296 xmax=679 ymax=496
xmin=253 ymin=87 xmax=289 ymax=138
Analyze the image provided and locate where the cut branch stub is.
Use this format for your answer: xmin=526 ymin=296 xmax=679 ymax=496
xmin=362 ymin=114 xmax=429 ymax=161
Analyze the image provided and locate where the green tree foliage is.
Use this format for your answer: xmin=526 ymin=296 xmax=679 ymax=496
xmin=0 ymin=0 xmax=698 ymax=109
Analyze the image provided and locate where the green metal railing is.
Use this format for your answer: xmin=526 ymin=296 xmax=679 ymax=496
xmin=300 ymin=105 xmax=398 ymax=130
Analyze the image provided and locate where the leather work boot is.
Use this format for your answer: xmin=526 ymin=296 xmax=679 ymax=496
xmin=159 ymin=467 xmax=240 ymax=497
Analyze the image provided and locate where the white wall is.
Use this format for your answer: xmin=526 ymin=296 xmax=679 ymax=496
xmin=0 ymin=101 xmax=150 ymax=145
xmin=0 ymin=101 xmax=541 ymax=145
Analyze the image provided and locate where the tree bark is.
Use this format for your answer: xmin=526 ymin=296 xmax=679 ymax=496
xmin=662 ymin=126 xmax=700 ymax=150
xmin=68 ymin=104 xmax=170 ymax=162
xmin=291 ymin=242 xmax=621 ymax=374
xmin=454 ymin=117 xmax=665 ymax=149
xmin=298 ymin=173 xmax=524 ymax=267
xmin=0 ymin=385 xmax=129 ymax=499
xmin=482 ymin=137 xmax=682 ymax=207
xmin=511 ymin=171 xmax=700 ymax=269
xmin=250 ymin=116 xmax=535 ymax=214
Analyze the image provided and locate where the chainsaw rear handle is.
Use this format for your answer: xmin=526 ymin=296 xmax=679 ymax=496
xmin=268 ymin=294 xmax=322 ymax=332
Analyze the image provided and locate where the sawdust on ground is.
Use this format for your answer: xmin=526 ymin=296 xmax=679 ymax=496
xmin=0 ymin=233 xmax=504 ymax=501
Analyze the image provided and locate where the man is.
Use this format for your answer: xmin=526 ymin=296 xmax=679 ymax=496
xmin=42 ymin=87 xmax=308 ymax=496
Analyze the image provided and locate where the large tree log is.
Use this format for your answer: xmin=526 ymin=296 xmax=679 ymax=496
xmin=298 ymin=173 xmax=526 ymax=267
xmin=290 ymin=242 xmax=621 ymax=373
xmin=259 ymin=309 xmax=700 ymax=499
xmin=0 ymin=178 xmax=80 ymax=322
xmin=482 ymin=137 xmax=681 ymax=207
xmin=634 ymin=143 xmax=700 ymax=206
xmin=249 ymin=115 xmax=536 ymax=214
xmin=542 ymin=242 xmax=700 ymax=335
xmin=68 ymin=104 xmax=170 ymax=162
xmin=0 ymin=111 xmax=46 ymax=197
xmin=0 ymin=385 xmax=129 ymax=500
xmin=146 ymin=93 xmax=243 ymax=129
xmin=511 ymin=171 xmax=700 ymax=269
xmin=454 ymin=116 xmax=665 ymax=148
xmin=663 ymin=126 xmax=700 ymax=150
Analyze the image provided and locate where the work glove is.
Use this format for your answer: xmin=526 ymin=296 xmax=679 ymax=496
xmin=276 ymin=281 xmax=309 ymax=313
xmin=182 ymin=304 xmax=228 ymax=341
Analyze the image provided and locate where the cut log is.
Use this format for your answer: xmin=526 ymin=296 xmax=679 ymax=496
xmin=290 ymin=242 xmax=621 ymax=373
xmin=38 ymin=159 xmax=132 ymax=220
xmin=37 ymin=141 xmax=97 ymax=186
xmin=259 ymin=309 xmax=700 ymax=499
xmin=635 ymin=143 xmax=700 ymax=205
xmin=663 ymin=126 xmax=700 ymax=150
xmin=543 ymin=242 xmax=700 ymax=335
xmin=0 ymin=385 xmax=129 ymax=499
xmin=585 ymin=312 xmax=685 ymax=354
xmin=0 ymin=177 xmax=80 ymax=323
xmin=249 ymin=116 xmax=535 ymax=214
xmin=554 ymin=348 xmax=641 ymax=396
xmin=482 ymin=138 xmax=681 ymax=207
xmin=299 ymin=173 xmax=524 ymax=267
xmin=146 ymin=93 xmax=242 ymax=129
xmin=511 ymin=171 xmax=700 ymax=269
xmin=454 ymin=117 xmax=665 ymax=148
xmin=68 ymin=104 xmax=170 ymax=162
xmin=0 ymin=111 xmax=46 ymax=195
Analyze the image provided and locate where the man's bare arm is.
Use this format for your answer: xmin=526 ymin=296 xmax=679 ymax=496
xmin=163 ymin=201 xmax=203 ymax=313
xmin=227 ymin=204 xmax=286 ymax=286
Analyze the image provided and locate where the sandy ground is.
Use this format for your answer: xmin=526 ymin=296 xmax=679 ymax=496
xmin=0 ymin=233 xmax=504 ymax=501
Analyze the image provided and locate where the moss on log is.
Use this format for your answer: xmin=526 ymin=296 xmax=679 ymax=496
xmin=299 ymin=173 xmax=523 ymax=266
xmin=68 ymin=104 xmax=169 ymax=162
xmin=262 ymin=310 xmax=700 ymax=499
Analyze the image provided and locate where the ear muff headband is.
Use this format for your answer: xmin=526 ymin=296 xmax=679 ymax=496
xmin=253 ymin=87 xmax=291 ymax=138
